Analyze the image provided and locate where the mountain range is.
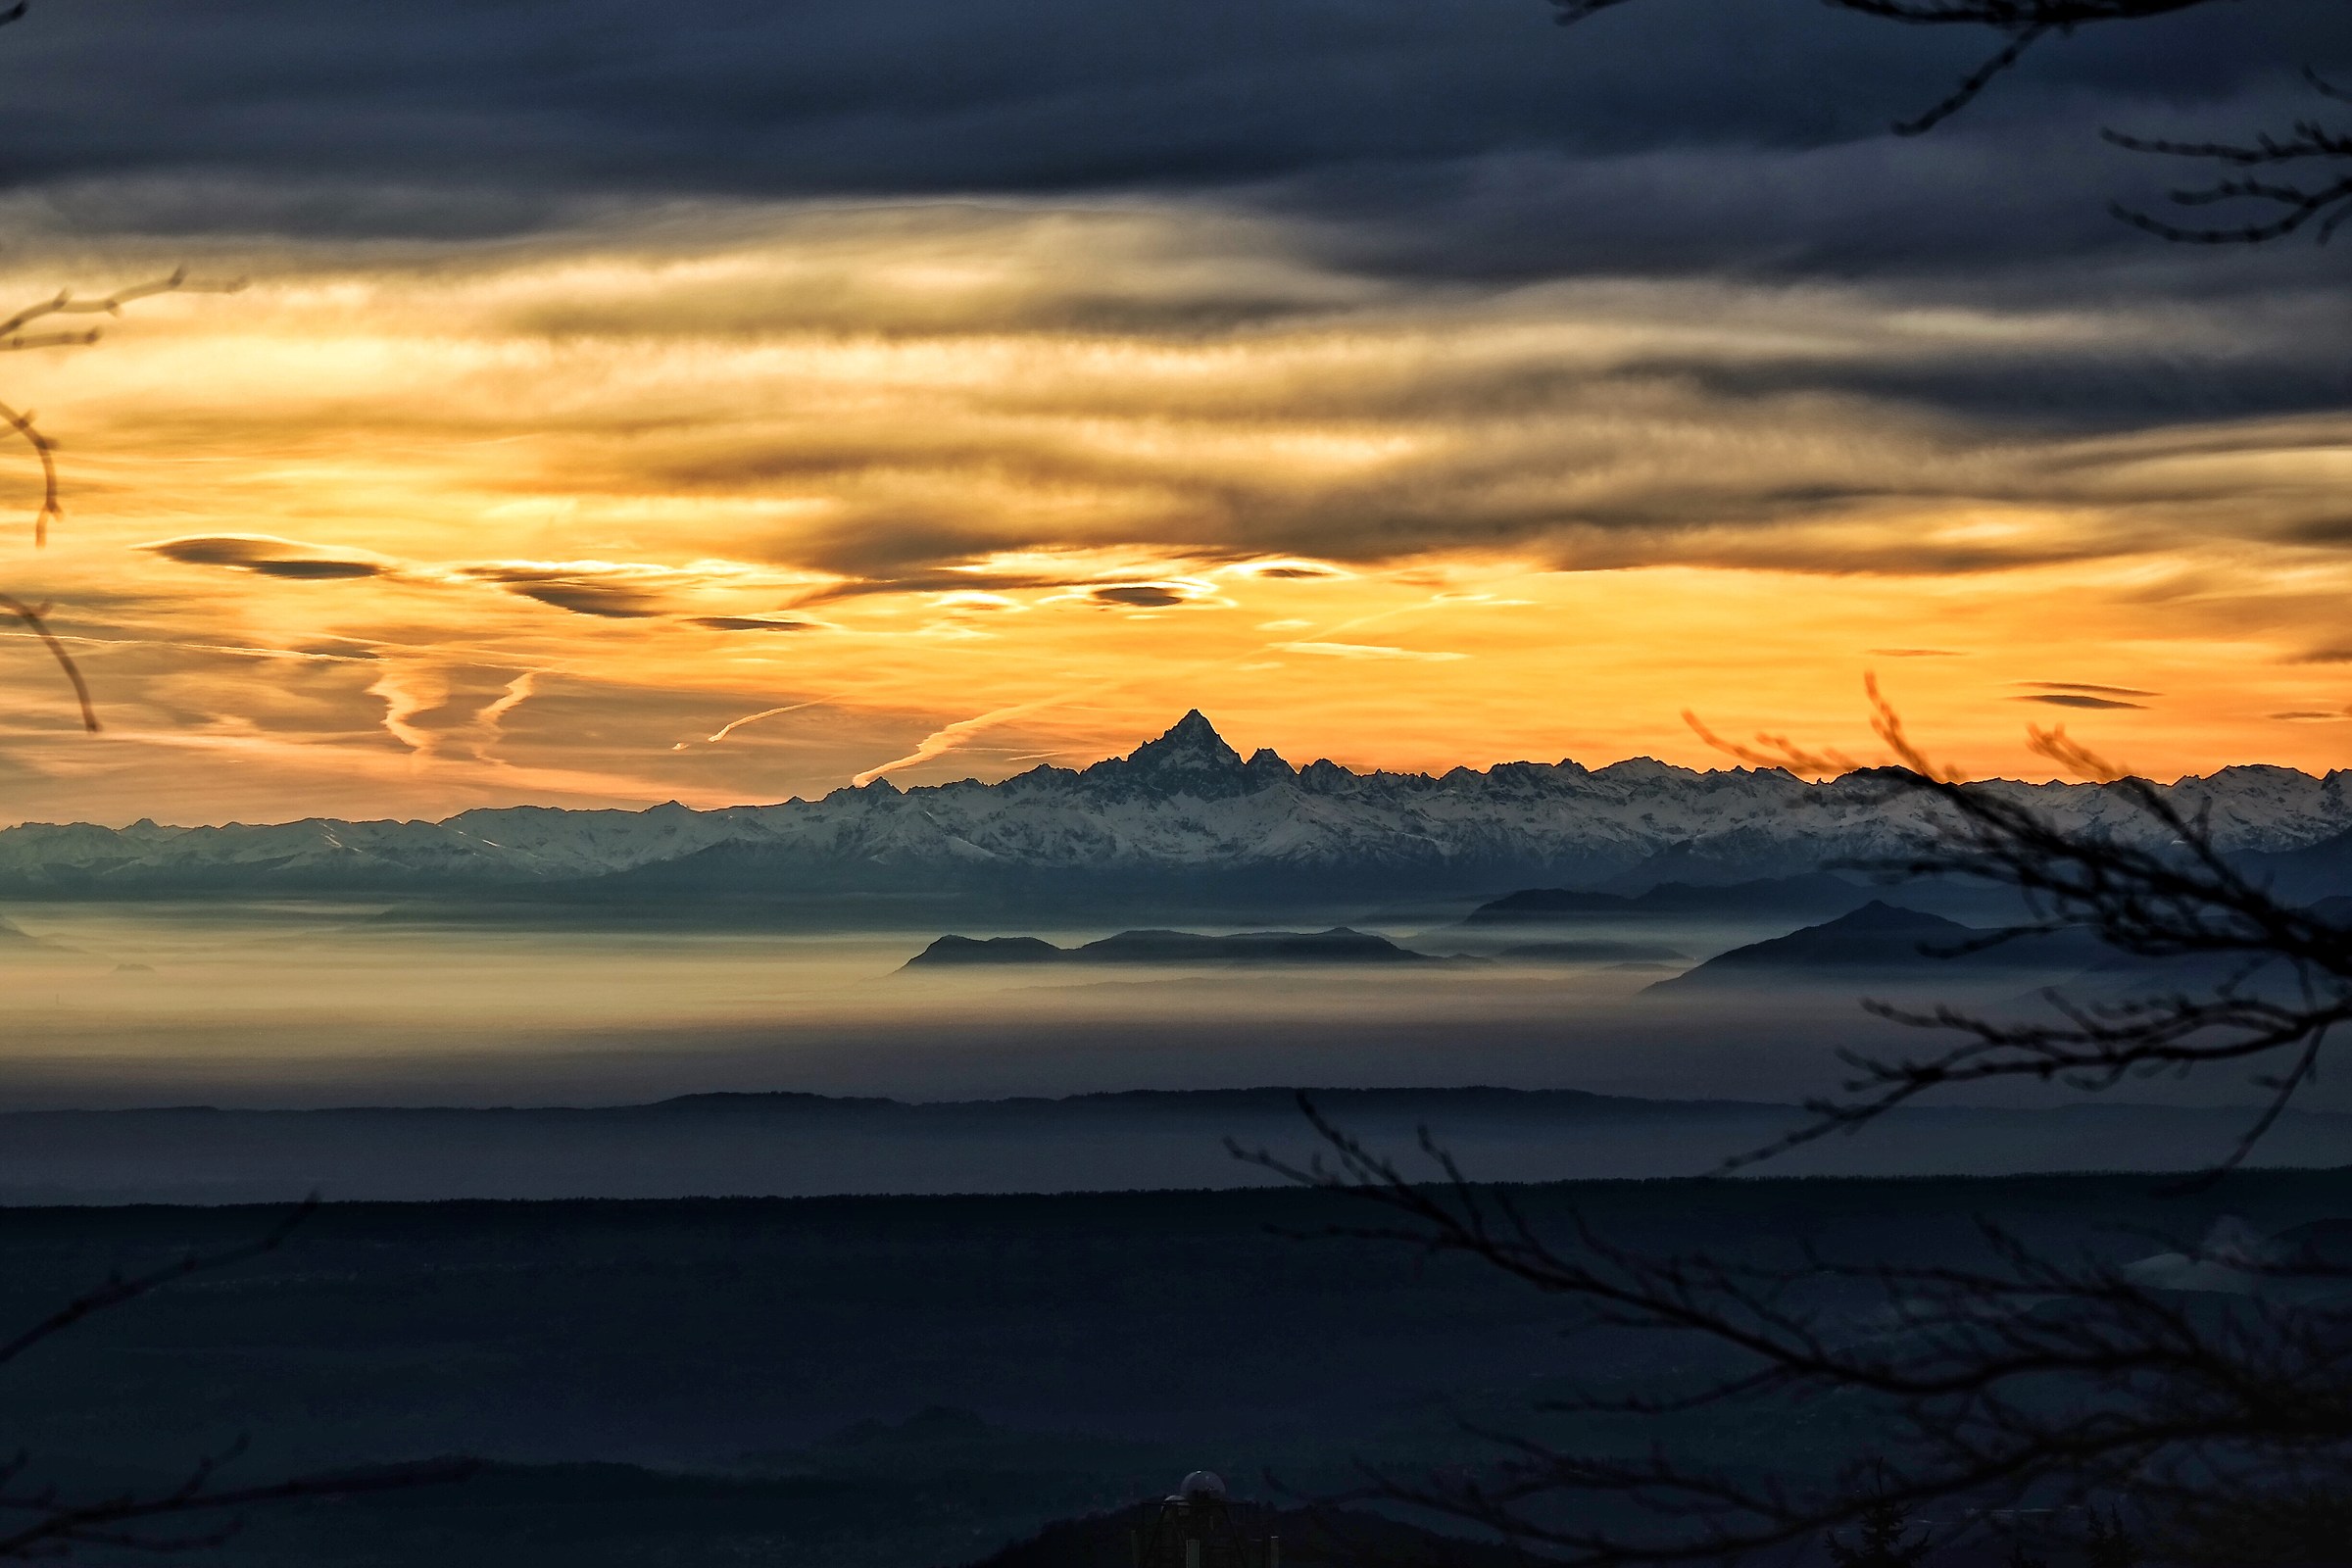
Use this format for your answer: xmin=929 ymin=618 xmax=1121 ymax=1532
xmin=1645 ymin=900 xmax=2114 ymax=992
xmin=1 ymin=711 xmax=2346 ymax=909
xmin=904 ymin=927 xmax=1432 ymax=967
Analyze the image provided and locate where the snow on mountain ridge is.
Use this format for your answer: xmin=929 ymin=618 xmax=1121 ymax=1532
xmin=0 ymin=715 xmax=2345 ymax=893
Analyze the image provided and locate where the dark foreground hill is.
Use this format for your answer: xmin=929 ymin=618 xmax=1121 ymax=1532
xmin=1645 ymin=901 xmax=2114 ymax=993
xmin=3 ymin=1087 xmax=2350 ymax=1203
xmin=964 ymin=1495 xmax=1523 ymax=1567
xmin=1 ymin=1173 xmax=2346 ymax=1566
xmin=1460 ymin=872 xmax=1872 ymax=927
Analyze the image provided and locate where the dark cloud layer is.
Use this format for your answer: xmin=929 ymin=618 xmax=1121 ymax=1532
xmin=24 ymin=0 xmax=2352 ymax=601
xmin=4 ymin=0 xmax=2345 ymax=471
xmin=2 ymin=0 xmax=2345 ymax=281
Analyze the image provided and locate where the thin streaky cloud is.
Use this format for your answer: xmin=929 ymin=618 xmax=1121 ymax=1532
xmin=474 ymin=671 xmax=538 ymax=742
xmin=2013 ymin=694 xmax=2146 ymax=710
xmin=366 ymin=664 xmax=448 ymax=754
xmin=696 ymin=699 xmax=831 ymax=747
xmin=851 ymin=698 xmax=1073 ymax=787
xmin=2017 ymin=681 xmax=2159 ymax=698
xmin=1273 ymin=642 xmax=1468 ymax=662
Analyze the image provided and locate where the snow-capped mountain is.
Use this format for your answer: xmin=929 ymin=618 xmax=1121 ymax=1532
xmin=1 ymin=710 xmax=2346 ymax=901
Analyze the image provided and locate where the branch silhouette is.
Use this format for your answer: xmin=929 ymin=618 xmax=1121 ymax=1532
xmin=1249 ymin=689 xmax=2352 ymax=1562
xmin=2105 ymin=70 xmax=2352 ymax=244
xmin=1228 ymin=2 xmax=2352 ymax=1557
xmin=1239 ymin=1095 xmax=2352 ymax=1564
xmin=0 ymin=16 xmax=466 ymax=1551
xmin=2 ymin=269 xmax=242 ymax=730
xmin=1683 ymin=678 xmax=2352 ymax=1184
xmin=0 ymin=1198 xmax=472 ymax=1558
xmin=1547 ymin=0 xmax=2350 ymax=244
xmin=1550 ymin=0 xmax=2222 ymax=135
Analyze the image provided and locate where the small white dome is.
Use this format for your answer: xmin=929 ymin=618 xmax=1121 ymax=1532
xmin=1179 ymin=1471 xmax=1226 ymax=1499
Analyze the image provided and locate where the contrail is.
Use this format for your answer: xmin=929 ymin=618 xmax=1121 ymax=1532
xmin=477 ymin=670 xmax=537 ymax=735
xmin=684 ymin=698 xmax=829 ymax=749
xmin=850 ymin=697 xmax=1070 ymax=787
xmin=366 ymin=664 xmax=447 ymax=756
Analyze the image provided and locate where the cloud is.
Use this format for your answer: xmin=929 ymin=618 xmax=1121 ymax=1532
xmin=1058 ymin=579 xmax=1225 ymax=610
xmin=145 ymin=534 xmax=846 ymax=624
xmin=2017 ymin=680 xmax=2159 ymax=698
xmin=1273 ymin=641 xmax=1467 ymax=662
xmin=2268 ymin=710 xmax=2348 ymax=722
xmin=13 ymin=2 xmax=2352 ymax=819
xmin=852 ymin=698 xmax=1068 ymax=786
xmin=1231 ymin=561 xmax=1350 ymax=581
xmin=85 ymin=211 xmax=2352 ymax=592
xmin=366 ymin=663 xmax=445 ymax=753
xmin=4 ymin=0 xmax=2338 ymax=296
xmin=1086 ymin=584 xmax=1190 ymax=608
xmin=142 ymin=535 xmax=389 ymax=581
xmin=688 ymin=615 xmax=829 ymax=632
xmin=484 ymin=579 xmax=665 ymax=618
xmin=697 ymin=699 xmax=830 ymax=746
xmin=449 ymin=561 xmax=807 ymax=619
xmin=2013 ymin=694 xmax=2145 ymax=710
xmin=473 ymin=670 xmax=537 ymax=745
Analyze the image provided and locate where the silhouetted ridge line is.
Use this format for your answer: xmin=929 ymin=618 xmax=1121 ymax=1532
xmin=902 ymin=927 xmax=1432 ymax=968
xmin=0 ymin=712 xmax=2345 ymax=905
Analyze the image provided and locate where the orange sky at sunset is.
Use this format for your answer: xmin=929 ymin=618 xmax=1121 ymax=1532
xmin=3 ymin=203 xmax=2347 ymax=826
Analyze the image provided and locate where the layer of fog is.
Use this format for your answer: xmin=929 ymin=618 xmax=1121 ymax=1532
xmin=3 ymin=901 xmax=2343 ymax=1131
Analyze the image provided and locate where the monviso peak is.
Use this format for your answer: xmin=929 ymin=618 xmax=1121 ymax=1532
xmin=1090 ymin=711 xmax=1268 ymax=799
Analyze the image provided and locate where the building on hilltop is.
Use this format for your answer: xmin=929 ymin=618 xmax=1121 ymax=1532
xmin=1129 ymin=1473 xmax=1278 ymax=1568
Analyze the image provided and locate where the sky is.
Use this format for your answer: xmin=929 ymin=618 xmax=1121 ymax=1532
xmin=1 ymin=0 xmax=2348 ymax=825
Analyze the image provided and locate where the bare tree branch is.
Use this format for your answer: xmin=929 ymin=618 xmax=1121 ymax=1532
xmin=0 ymin=1199 xmax=320 ymax=1371
xmin=2 ymin=270 xmax=241 ymax=544
xmin=0 ymin=13 xmax=466 ymax=1548
xmin=1254 ymin=681 xmax=2352 ymax=1561
xmin=1548 ymin=0 xmax=2352 ymax=248
xmin=2105 ymin=71 xmax=2352 ymax=244
xmin=0 ymin=271 xmax=201 ymax=354
xmin=0 ymin=1198 xmax=473 ymax=1557
xmin=0 ymin=595 xmax=97 ymax=734
xmin=1551 ymin=0 xmax=2226 ymax=136
xmin=1677 ymin=677 xmax=2352 ymax=1184
xmin=0 ymin=1452 xmax=474 ymax=1559
xmin=0 ymin=400 xmax=59 ymax=553
xmin=1239 ymin=1097 xmax=2352 ymax=1564
xmin=1 ymin=270 xmax=242 ymax=727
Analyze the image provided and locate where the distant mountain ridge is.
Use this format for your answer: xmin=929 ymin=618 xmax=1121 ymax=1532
xmin=1461 ymin=872 xmax=1871 ymax=924
xmin=0 ymin=1087 xmax=2346 ymax=1202
xmin=1650 ymin=900 xmax=2121 ymax=992
xmin=905 ymin=927 xmax=1432 ymax=968
xmin=1 ymin=711 xmax=2346 ymax=905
